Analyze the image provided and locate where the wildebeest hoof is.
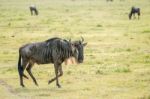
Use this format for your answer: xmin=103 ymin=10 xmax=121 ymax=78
xmin=57 ymin=84 xmax=61 ymax=88
xmin=48 ymin=80 xmax=53 ymax=84
xmin=21 ymin=84 xmax=25 ymax=87
xmin=35 ymin=83 xmax=39 ymax=86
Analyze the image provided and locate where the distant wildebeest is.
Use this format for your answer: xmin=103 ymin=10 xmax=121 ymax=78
xmin=107 ymin=0 xmax=113 ymax=2
xmin=129 ymin=7 xmax=140 ymax=20
xmin=18 ymin=37 xmax=87 ymax=88
xmin=29 ymin=5 xmax=38 ymax=16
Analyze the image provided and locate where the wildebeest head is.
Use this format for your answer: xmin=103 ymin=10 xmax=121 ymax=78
xmin=129 ymin=13 xmax=132 ymax=20
xmin=71 ymin=37 xmax=87 ymax=63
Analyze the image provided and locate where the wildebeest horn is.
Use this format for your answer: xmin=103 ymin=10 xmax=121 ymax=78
xmin=81 ymin=36 xmax=84 ymax=42
xmin=69 ymin=38 xmax=71 ymax=42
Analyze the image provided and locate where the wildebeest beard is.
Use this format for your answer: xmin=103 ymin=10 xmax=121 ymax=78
xmin=64 ymin=47 xmax=79 ymax=65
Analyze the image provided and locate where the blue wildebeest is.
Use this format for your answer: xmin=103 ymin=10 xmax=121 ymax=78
xmin=29 ymin=5 xmax=38 ymax=16
xmin=129 ymin=7 xmax=140 ymax=20
xmin=18 ymin=37 xmax=87 ymax=88
xmin=107 ymin=0 xmax=113 ymax=2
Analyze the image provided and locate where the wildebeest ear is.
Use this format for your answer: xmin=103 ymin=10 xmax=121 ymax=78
xmin=69 ymin=38 xmax=71 ymax=42
xmin=81 ymin=36 xmax=84 ymax=42
xmin=79 ymin=41 xmax=82 ymax=44
xmin=83 ymin=43 xmax=87 ymax=46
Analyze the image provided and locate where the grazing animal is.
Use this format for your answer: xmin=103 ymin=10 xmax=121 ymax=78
xmin=129 ymin=7 xmax=140 ymax=20
xmin=18 ymin=37 xmax=87 ymax=88
xmin=107 ymin=0 xmax=113 ymax=2
xmin=29 ymin=5 xmax=38 ymax=16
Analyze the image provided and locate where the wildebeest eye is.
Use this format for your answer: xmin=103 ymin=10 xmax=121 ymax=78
xmin=72 ymin=43 xmax=78 ymax=47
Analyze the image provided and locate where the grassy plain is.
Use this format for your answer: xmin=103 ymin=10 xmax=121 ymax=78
xmin=0 ymin=0 xmax=150 ymax=99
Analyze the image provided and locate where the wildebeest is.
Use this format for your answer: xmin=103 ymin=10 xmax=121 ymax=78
xmin=107 ymin=0 xmax=113 ymax=2
xmin=129 ymin=6 xmax=140 ymax=20
xmin=18 ymin=37 xmax=87 ymax=88
xmin=29 ymin=5 xmax=38 ymax=16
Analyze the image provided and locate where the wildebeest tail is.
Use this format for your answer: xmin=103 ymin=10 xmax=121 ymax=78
xmin=18 ymin=53 xmax=23 ymax=76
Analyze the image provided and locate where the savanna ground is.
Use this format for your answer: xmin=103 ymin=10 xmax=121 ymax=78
xmin=0 ymin=0 xmax=150 ymax=99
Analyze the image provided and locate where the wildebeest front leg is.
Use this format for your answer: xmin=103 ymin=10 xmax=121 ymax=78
xmin=138 ymin=14 xmax=140 ymax=20
xmin=133 ymin=14 xmax=136 ymax=19
xmin=55 ymin=65 xmax=60 ymax=88
xmin=48 ymin=65 xmax=63 ymax=85
xmin=48 ymin=64 xmax=63 ymax=88
xmin=26 ymin=63 xmax=38 ymax=86
xmin=30 ymin=8 xmax=33 ymax=15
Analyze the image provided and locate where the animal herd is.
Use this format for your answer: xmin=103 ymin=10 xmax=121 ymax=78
xmin=29 ymin=3 xmax=141 ymax=20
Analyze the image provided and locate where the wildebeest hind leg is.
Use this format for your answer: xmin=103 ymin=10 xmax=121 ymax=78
xmin=23 ymin=74 xmax=29 ymax=79
xmin=19 ymin=60 xmax=28 ymax=87
xmin=26 ymin=63 xmax=38 ymax=86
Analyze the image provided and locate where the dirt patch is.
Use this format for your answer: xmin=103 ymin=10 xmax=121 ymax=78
xmin=0 ymin=79 xmax=16 ymax=94
xmin=0 ymin=79 xmax=27 ymax=98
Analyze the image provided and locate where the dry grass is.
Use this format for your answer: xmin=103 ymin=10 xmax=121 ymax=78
xmin=0 ymin=0 xmax=150 ymax=99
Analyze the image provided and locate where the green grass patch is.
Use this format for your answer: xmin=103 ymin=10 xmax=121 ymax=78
xmin=114 ymin=67 xmax=131 ymax=73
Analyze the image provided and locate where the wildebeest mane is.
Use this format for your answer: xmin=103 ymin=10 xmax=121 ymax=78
xmin=30 ymin=37 xmax=73 ymax=64
xmin=45 ymin=37 xmax=60 ymax=43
